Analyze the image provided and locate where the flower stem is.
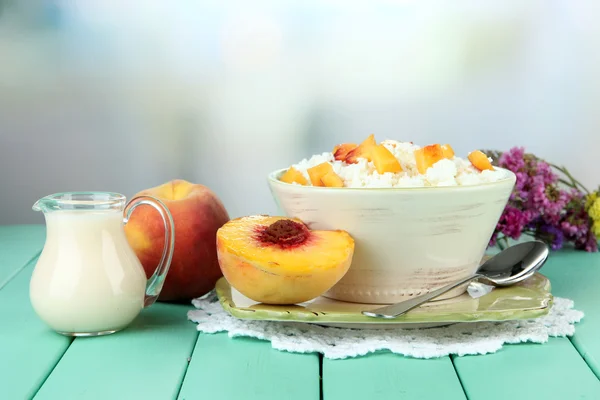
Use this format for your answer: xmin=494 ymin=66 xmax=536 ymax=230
xmin=550 ymin=163 xmax=590 ymax=194
xmin=496 ymin=236 xmax=510 ymax=251
xmin=559 ymin=179 xmax=576 ymax=188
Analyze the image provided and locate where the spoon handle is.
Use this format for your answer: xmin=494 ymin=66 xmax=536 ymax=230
xmin=362 ymin=273 xmax=482 ymax=319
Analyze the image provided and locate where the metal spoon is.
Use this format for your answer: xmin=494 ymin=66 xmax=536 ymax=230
xmin=362 ymin=240 xmax=549 ymax=319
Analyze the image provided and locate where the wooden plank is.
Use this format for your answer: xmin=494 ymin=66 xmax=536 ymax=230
xmin=453 ymin=338 xmax=600 ymax=399
xmin=177 ymin=333 xmax=320 ymax=400
xmin=33 ymin=303 xmax=198 ymax=400
xmin=541 ymin=249 xmax=600 ymax=378
xmin=452 ymin=247 xmax=600 ymax=400
xmin=323 ymin=353 xmax=466 ymax=400
xmin=0 ymin=257 xmax=72 ymax=400
xmin=0 ymin=224 xmax=45 ymax=288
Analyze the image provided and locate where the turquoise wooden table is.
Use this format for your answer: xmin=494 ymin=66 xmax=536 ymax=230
xmin=2 ymin=225 xmax=600 ymax=400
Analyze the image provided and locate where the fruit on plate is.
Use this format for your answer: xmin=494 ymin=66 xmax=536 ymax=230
xmin=306 ymin=162 xmax=345 ymax=187
xmin=441 ymin=144 xmax=455 ymax=159
xmin=124 ymin=179 xmax=230 ymax=302
xmin=307 ymin=162 xmax=334 ymax=186
xmin=277 ymin=136 xmax=495 ymax=187
xmin=321 ymin=171 xmax=345 ymax=187
xmin=333 ymin=143 xmax=357 ymax=161
xmin=345 ymin=134 xmax=377 ymax=163
xmin=414 ymin=144 xmax=445 ymax=174
xmin=468 ymin=150 xmax=495 ymax=171
xmin=371 ymin=144 xmax=402 ymax=174
xmin=216 ymin=215 xmax=355 ymax=304
xmin=279 ymin=167 xmax=308 ymax=186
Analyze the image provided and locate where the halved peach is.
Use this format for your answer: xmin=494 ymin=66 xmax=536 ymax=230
xmin=468 ymin=150 xmax=494 ymax=171
xmin=279 ymin=167 xmax=308 ymax=185
xmin=371 ymin=144 xmax=402 ymax=174
xmin=441 ymin=144 xmax=455 ymax=159
xmin=345 ymin=134 xmax=377 ymax=164
xmin=307 ymin=162 xmax=334 ymax=186
xmin=321 ymin=171 xmax=345 ymax=187
xmin=216 ymin=215 xmax=355 ymax=304
xmin=414 ymin=144 xmax=445 ymax=174
xmin=333 ymin=143 xmax=357 ymax=161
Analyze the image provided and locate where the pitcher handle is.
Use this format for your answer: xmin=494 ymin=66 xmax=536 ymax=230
xmin=123 ymin=195 xmax=175 ymax=308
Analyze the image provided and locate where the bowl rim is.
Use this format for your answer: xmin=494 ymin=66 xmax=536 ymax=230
xmin=267 ymin=166 xmax=516 ymax=192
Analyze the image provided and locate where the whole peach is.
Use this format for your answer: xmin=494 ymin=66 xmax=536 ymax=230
xmin=124 ymin=179 xmax=230 ymax=302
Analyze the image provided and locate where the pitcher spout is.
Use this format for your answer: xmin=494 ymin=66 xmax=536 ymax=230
xmin=32 ymin=196 xmax=50 ymax=212
xmin=32 ymin=194 xmax=60 ymax=213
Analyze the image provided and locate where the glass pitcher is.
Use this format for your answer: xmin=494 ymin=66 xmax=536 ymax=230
xmin=30 ymin=192 xmax=175 ymax=336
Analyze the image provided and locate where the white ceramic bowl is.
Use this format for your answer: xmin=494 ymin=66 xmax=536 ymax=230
xmin=267 ymin=168 xmax=516 ymax=304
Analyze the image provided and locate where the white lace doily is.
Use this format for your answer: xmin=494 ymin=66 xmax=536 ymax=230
xmin=187 ymin=292 xmax=584 ymax=359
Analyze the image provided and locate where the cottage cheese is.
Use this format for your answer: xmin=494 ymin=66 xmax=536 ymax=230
xmin=290 ymin=140 xmax=508 ymax=188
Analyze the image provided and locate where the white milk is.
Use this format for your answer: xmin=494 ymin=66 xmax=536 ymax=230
xmin=30 ymin=209 xmax=147 ymax=335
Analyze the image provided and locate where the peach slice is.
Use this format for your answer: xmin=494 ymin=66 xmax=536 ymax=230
xmin=414 ymin=144 xmax=445 ymax=174
xmin=345 ymin=134 xmax=377 ymax=164
xmin=279 ymin=167 xmax=308 ymax=185
xmin=333 ymin=143 xmax=358 ymax=161
xmin=441 ymin=144 xmax=455 ymax=159
xmin=307 ymin=162 xmax=334 ymax=186
xmin=371 ymin=144 xmax=402 ymax=174
xmin=321 ymin=171 xmax=345 ymax=187
xmin=216 ymin=215 xmax=355 ymax=304
xmin=468 ymin=150 xmax=494 ymax=171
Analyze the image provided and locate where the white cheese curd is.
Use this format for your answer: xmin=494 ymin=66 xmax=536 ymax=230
xmin=289 ymin=140 xmax=508 ymax=187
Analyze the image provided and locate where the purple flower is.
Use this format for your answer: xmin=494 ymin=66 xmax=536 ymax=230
xmin=526 ymin=177 xmax=568 ymax=225
xmin=560 ymin=189 xmax=593 ymax=241
xmin=561 ymin=221 xmax=581 ymax=238
xmin=560 ymin=213 xmax=589 ymax=241
xmin=513 ymin=171 xmax=529 ymax=201
xmin=529 ymin=178 xmax=548 ymax=206
xmin=537 ymin=224 xmax=565 ymax=250
xmin=485 ymin=146 xmax=598 ymax=252
xmin=575 ymin=231 xmax=599 ymax=252
xmin=498 ymin=147 xmax=526 ymax=172
xmin=523 ymin=209 xmax=538 ymax=224
xmin=545 ymin=190 xmax=569 ymax=224
xmin=497 ymin=206 xmax=528 ymax=240
xmin=535 ymin=160 xmax=559 ymax=186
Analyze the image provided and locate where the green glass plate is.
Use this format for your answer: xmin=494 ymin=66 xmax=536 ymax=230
xmin=215 ymin=273 xmax=553 ymax=329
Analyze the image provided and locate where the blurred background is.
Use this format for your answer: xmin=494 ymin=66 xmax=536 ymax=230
xmin=1 ymin=0 xmax=599 ymax=224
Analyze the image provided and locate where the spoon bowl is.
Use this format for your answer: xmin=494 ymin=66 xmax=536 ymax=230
xmin=476 ymin=240 xmax=549 ymax=286
xmin=362 ymin=240 xmax=549 ymax=319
